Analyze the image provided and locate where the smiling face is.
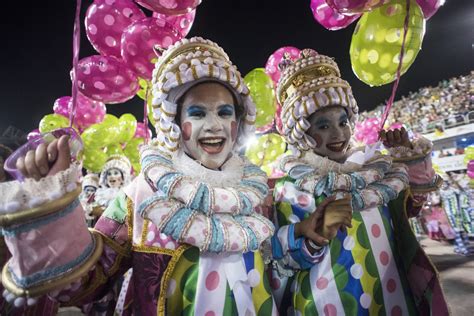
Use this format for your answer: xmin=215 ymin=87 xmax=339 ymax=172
xmin=106 ymin=168 xmax=124 ymax=188
xmin=179 ymin=82 xmax=239 ymax=170
xmin=307 ymin=106 xmax=352 ymax=162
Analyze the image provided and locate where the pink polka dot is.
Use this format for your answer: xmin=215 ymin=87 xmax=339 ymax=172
xmin=122 ymin=8 xmax=133 ymax=17
xmin=205 ymin=312 xmax=215 ymax=316
xmin=94 ymin=81 xmax=105 ymax=90
xmin=88 ymin=24 xmax=97 ymax=35
xmin=104 ymin=14 xmax=115 ymax=26
xmin=380 ymin=251 xmax=389 ymax=265
xmin=205 ymin=271 xmax=220 ymax=291
xmin=214 ymin=205 xmax=221 ymax=212
xmin=387 ymin=278 xmax=397 ymax=293
xmin=391 ymin=306 xmax=402 ymax=316
xmin=231 ymin=206 xmax=237 ymax=212
xmin=297 ymin=194 xmax=310 ymax=207
xmin=231 ymin=242 xmax=239 ymax=251
xmin=323 ymin=303 xmax=337 ymax=316
xmin=162 ymin=36 xmax=173 ymax=48
xmin=316 ymin=277 xmax=328 ymax=290
xmin=262 ymin=226 xmax=269 ymax=234
xmin=271 ymin=278 xmax=281 ymax=289
xmin=105 ymin=36 xmax=116 ymax=47
xmin=371 ymin=224 xmax=381 ymax=238
xmin=127 ymin=43 xmax=138 ymax=56
xmin=186 ymin=237 xmax=196 ymax=244
xmin=221 ymin=194 xmax=229 ymax=200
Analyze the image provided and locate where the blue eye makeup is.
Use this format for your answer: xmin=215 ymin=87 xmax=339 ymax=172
xmin=186 ymin=105 xmax=206 ymax=118
xmin=314 ymin=118 xmax=330 ymax=129
xmin=218 ymin=104 xmax=235 ymax=117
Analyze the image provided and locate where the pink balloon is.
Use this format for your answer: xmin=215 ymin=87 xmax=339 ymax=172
xmin=389 ymin=122 xmax=404 ymax=130
xmin=77 ymin=55 xmax=139 ymax=104
xmin=416 ymin=0 xmax=444 ymax=19
xmin=27 ymin=129 xmax=41 ymax=141
xmin=134 ymin=122 xmax=152 ymax=139
xmin=275 ymin=102 xmax=284 ymax=134
xmin=468 ymin=170 xmax=474 ymax=179
xmin=325 ymin=0 xmax=389 ymax=14
xmin=310 ymin=0 xmax=361 ymax=31
xmin=85 ymin=0 xmax=145 ymax=58
xmin=136 ymin=0 xmax=200 ymax=15
xmin=53 ymin=93 xmax=106 ymax=131
xmin=121 ymin=17 xmax=181 ymax=80
xmin=265 ymin=47 xmax=301 ymax=84
xmin=468 ymin=160 xmax=474 ymax=172
xmin=152 ymin=9 xmax=196 ymax=38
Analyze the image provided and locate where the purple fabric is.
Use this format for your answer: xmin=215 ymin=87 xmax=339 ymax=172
xmin=130 ymin=252 xmax=171 ymax=315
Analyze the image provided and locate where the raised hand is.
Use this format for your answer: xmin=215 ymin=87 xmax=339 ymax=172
xmin=16 ymin=135 xmax=72 ymax=180
xmin=316 ymin=195 xmax=353 ymax=241
xmin=379 ymin=127 xmax=412 ymax=149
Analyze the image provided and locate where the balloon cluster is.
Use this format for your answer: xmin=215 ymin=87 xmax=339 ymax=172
xmin=79 ymin=0 xmax=200 ymax=104
xmin=308 ymin=0 xmax=443 ymax=87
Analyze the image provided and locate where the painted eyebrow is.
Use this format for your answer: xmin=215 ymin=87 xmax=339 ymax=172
xmin=218 ymin=104 xmax=235 ymax=112
xmin=186 ymin=105 xmax=206 ymax=114
xmin=339 ymin=113 xmax=349 ymax=121
xmin=314 ymin=117 xmax=330 ymax=125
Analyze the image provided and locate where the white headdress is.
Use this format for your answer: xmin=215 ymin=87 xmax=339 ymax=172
xmin=99 ymin=155 xmax=132 ymax=187
xmin=276 ymin=49 xmax=359 ymax=156
xmin=150 ymin=37 xmax=257 ymax=153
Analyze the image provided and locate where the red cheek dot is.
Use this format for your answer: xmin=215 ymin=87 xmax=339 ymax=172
xmin=182 ymin=122 xmax=192 ymax=141
xmin=231 ymin=121 xmax=237 ymax=142
xmin=312 ymin=133 xmax=323 ymax=148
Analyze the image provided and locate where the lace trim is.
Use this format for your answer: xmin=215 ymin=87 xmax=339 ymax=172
xmin=0 ymin=164 xmax=81 ymax=213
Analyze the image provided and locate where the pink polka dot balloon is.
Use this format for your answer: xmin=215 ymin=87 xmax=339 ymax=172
xmin=152 ymin=9 xmax=196 ymax=38
xmin=85 ymin=0 xmax=145 ymax=58
xmin=310 ymin=0 xmax=361 ymax=31
xmin=121 ymin=17 xmax=181 ymax=80
xmin=265 ymin=46 xmax=301 ymax=84
xmin=416 ymin=0 xmax=444 ymax=19
xmin=354 ymin=117 xmax=381 ymax=145
xmin=326 ymin=0 xmax=389 ymax=14
xmin=136 ymin=0 xmax=201 ymax=15
xmin=53 ymin=93 xmax=106 ymax=131
xmin=77 ymin=55 xmax=139 ymax=104
xmin=134 ymin=122 xmax=152 ymax=139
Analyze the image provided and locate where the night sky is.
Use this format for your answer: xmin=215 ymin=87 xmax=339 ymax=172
xmin=1 ymin=0 xmax=472 ymax=134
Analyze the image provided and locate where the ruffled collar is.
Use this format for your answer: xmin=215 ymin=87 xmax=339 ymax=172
xmin=172 ymin=150 xmax=244 ymax=186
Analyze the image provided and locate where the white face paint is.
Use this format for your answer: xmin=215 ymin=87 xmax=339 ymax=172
xmin=83 ymin=186 xmax=97 ymax=199
xmin=307 ymin=106 xmax=352 ymax=162
xmin=106 ymin=168 xmax=124 ymax=188
xmin=179 ymin=82 xmax=239 ymax=170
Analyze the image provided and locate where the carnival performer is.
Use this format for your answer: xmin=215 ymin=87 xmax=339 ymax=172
xmin=440 ymin=178 xmax=473 ymax=255
xmin=93 ymin=155 xmax=133 ymax=218
xmin=420 ymin=191 xmax=455 ymax=241
xmin=270 ymin=49 xmax=448 ymax=315
xmin=80 ymin=173 xmax=100 ymax=227
xmin=0 ymin=37 xmax=275 ymax=315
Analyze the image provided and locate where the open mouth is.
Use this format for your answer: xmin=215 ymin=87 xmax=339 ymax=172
xmin=326 ymin=141 xmax=346 ymax=152
xmin=199 ymin=137 xmax=226 ymax=154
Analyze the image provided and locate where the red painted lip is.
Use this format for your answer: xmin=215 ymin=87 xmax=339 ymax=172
xmin=326 ymin=141 xmax=346 ymax=152
xmin=199 ymin=137 xmax=226 ymax=155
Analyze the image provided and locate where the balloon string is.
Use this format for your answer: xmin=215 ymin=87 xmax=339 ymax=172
xmin=70 ymin=0 xmax=82 ymax=128
xmin=380 ymin=0 xmax=410 ymax=130
xmin=144 ymin=86 xmax=150 ymax=144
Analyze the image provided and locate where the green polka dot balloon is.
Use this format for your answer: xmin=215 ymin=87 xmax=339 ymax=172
xmin=38 ymin=114 xmax=71 ymax=134
xmin=350 ymin=0 xmax=425 ymax=86
xmin=243 ymin=68 xmax=276 ymax=128
xmin=245 ymin=133 xmax=286 ymax=176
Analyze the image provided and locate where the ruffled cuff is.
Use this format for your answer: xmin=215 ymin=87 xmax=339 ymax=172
xmin=0 ymin=166 xmax=103 ymax=298
xmin=388 ymin=137 xmax=442 ymax=193
xmin=0 ymin=164 xmax=81 ymax=214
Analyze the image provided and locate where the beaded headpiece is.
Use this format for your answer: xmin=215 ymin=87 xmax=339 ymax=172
xmin=99 ymin=155 xmax=132 ymax=187
xmin=82 ymin=173 xmax=99 ymax=190
xmin=276 ymin=49 xmax=359 ymax=155
xmin=150 ymin=37 xmax=256 ymax=153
